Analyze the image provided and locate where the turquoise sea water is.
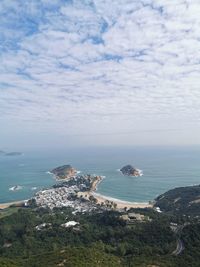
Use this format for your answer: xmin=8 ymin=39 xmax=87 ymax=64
xmin=0 ymin=146 xmax=200 ymax=203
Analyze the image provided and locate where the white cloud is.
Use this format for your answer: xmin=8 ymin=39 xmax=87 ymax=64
xmin=0 ymin=0 xmax=200 ymax=147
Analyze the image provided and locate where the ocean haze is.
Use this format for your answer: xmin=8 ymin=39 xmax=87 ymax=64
xmin=1 ymin=126 xmax=200 ymax=152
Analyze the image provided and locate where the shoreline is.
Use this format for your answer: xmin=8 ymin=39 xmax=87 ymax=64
xmin=77 ymin=191 xmax=152 ymax=209
xmin=91 ymin=193 xmax=153 ymax=209
xmin=0 ymin=193 xmax=152 ymax=211
xmin=0 ymin=200 xmax=26 ymax=210
xmin=90 ymin=175 xmax=103 ymax=191
xmin=48 ymin=172 xmax=152 ymax=209
xmin=0 ymin=175 xmax=153 ymax=211
xmin=89 ymin=175 xmax=152 ymax=209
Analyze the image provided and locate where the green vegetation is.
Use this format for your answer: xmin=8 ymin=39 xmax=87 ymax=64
xmin=51 ymin=165 xmax=76 ymax=179
xmin=0 ymin=208 xmax=19 ymax=219
xmin=155 ymin=185 xmax=200 ymax=216
xmin=0 ymin=258 xmax=20 ymax=267
xmin=22 ymin=246 xmax=122 ymax=267
xmin=1 ymin=185 xmax=200 ymax=266
xmin=0 ymin=207 xmax=176 ymax=266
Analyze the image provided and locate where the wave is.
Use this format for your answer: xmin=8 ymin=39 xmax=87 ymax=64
xmin=31 ymin=187 xmax=37 ymax=191
xmin=9 ymin=185 xmax=23 ymax=191
xmin=46 ymin=171 xmax=53 ymax=175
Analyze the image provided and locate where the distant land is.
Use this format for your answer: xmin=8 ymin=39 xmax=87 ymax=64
xmin=0 ymin=150 xmax=22 ymax=156
xmin=5 ymin=152 xmax=23 ymax=156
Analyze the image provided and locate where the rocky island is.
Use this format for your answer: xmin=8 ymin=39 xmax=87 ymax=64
xmin=51 ymin=164 xmax=77 ymax=180
xmin=120 ymin=165 xmax=143 ymax=177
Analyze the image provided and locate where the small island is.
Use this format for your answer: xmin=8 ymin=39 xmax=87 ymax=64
xmin=0 ymin=151 xmax=22 ymax=156
xmin=120 ymin=165 xmax=143 ymax=177
xmin=51 ymin=164 xmax=78 ymax=180
xmin=5 ymin=152 xmax=22 ymax=156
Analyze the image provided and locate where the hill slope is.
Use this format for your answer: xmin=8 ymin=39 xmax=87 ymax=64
xmin=155 ymin=185 xmax=200 ymax=216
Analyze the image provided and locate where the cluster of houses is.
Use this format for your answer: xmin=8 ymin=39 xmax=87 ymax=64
xmin=32 ymin=183 xmax=99 ymax=213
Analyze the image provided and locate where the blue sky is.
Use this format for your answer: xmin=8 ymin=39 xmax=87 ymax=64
xmin=1 ymin=0 xmax=200 ymax=149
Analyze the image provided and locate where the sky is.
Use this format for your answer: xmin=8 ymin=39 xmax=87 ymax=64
xmin=1 ymin=0 xmax=200 ymax=150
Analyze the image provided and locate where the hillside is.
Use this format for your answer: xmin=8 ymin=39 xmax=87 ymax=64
xmin=1 ymin=185 xmax=200 ymax=266
xmin=155 ymin=185 xmax=200 ymax=216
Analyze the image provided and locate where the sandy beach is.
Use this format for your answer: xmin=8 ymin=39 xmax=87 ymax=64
xmin=93 ymin=193 xmax=152 ymax=209
xmin=77 ymin=191 xmax=152 ymax=209
xmin=77 ymin=175 xmax=152 ymax=209
xmin=93 ymin=192 xmax=153 ymax=209
xmin=0 ymin=200 xmax=25 ymax=210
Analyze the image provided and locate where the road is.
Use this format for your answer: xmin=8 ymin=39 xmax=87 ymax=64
xmin=171 ymin=223 xmax=190 ymax=256
xmin=172 ymin=239 xmax=184 ymax=256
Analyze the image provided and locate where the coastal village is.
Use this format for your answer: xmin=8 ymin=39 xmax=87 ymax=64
xmin=0 ymin=164 xmax=153 ymax=223
xmin=28 ymin=165 xmax=151 ymax=213
xmin=1 ymin=164 xmax=197 ymax=265
xmin=32 ymin=175 xmax=103 ymax=213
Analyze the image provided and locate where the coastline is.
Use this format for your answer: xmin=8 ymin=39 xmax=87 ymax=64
xmin=87 ymin=175 xmax=152 ymax=209
xmin=45 ymin=170 xmax=152 ymax=209
xmin=0 ymin=200 xmax=25 ymax=210
xmin=92 ymin=192 xmax=152 ymax=209
xmin=77 ymin=190 xmax=152 ymax=209
xmin=0 ymin=175 xmax=152 ymax=211
xmin=90 ymin=175 xmax=103 ymax=191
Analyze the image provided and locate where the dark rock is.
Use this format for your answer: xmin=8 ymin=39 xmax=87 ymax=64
xmin=120 ymin=165 xmax=142 ymax=176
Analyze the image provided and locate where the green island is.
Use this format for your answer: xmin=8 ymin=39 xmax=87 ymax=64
xmin=51 ymin=165 xmax=78 ymax=180
xmin=1 ymin=168 xmax=200 ymax=267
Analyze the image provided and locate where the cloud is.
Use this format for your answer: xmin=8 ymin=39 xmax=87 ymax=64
xmin=0 ymin=0 xmax=200 ymax=146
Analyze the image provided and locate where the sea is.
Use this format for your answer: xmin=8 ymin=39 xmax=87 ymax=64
xmin=0 ymin=146 xmax=200 ymax=204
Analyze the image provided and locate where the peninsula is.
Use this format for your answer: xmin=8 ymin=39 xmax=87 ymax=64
xmin=1 ymin=164 xmax=151 ymax=211
xmin=30 ymin=164 xmax=150 ymax=211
